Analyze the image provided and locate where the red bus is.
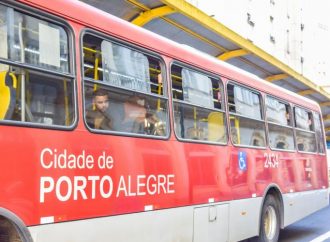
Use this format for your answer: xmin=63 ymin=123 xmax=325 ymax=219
xmin=0 ymin=0 xmax=328 ymax=241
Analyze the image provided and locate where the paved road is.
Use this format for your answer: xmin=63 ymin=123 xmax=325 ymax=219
xmin=245 ymin=195 xmax=330 ymax=242
xmin=279 ymin=197 xmax=330 ymax=242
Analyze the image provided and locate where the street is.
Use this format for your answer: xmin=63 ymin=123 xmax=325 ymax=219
xmin=245 ymin=195 xmax=330 ymax=242
xmin=279 ymin=196 xmax=330 ymax=242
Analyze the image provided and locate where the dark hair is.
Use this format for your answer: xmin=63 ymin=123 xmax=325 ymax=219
xmin=93 ymin=89 xmax=109 ymax=97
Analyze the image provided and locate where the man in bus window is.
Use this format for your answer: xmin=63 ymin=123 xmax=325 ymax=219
xmin=86 ymin=89 xmax=112 ymax=130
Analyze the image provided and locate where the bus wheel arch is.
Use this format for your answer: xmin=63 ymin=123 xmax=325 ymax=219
xmin=258 ymin=187 xmax=283 ymax=242
xmin=0 ymin=208 xmax=33 ymax=242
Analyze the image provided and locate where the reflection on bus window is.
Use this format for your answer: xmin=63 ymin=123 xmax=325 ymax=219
xmin=83 ymin=34 xmax=168 ymax=137
xmin=0 ymin=5 xmax=69 ymax=73
xmin=266 ymin=96 xmax=294 ymax=151
xmin=294 ymin=107 xmax=313 ymax=131
xmin=313 ymin=113 xmax=325 ymax=154
xmin=296 ymin=130 xmax=317 ymax=153
xmin=266 ymin=96 xmax=291 ymax=125
xmin=229 ymin=115 xmax=266 ymax=147
xmin=101 ymin=41 xmax=151 ymax=93
xmin=268 ymin=124 xmax=294 ymax=150
xmin=228 ymin=84 xmax=262 ymax=119
xmin=171 ymin=64 xmax=226 ymax=143
xmin=227 ymin=83 xmax=266 ymax=147
xmin=0 ymin=5 xmax=74 ymax=126
xmin=294 ymin=107 xmax=317 ymax=153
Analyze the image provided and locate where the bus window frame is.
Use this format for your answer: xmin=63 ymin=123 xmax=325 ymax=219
xmin=227 ymin=81 xmax=267 ymax=149
xmin=170 ymin=61 xmax=227 ymax=145
xmin=0 ymin=1 xmax=77 ymax=130
xmin=265 ymin=94 xmax=296 ymax=153
xmin=80 ymin=29 xmax=170 ymax=140
xmin=293 ymin=105 xmax=318 ymax=154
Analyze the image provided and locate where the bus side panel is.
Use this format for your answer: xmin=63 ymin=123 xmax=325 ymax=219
xmin=0 ymin=125 xmax=234 ymax=226
xmin=228 ymin=197 xmax=262 ymax=242
xmin=282 ymin=189 xmax=329 ymax=227
xmin=28 ymin=206 xmax=194 ymax=242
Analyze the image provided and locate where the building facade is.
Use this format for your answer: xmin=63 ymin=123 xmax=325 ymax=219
xmin=187 ymin=0 xmax=330 ymax=89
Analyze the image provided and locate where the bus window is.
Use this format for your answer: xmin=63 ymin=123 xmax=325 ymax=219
xmin=266 ymin=96 xmax=294 ymax=151
xmin=0 ymin=5 xmax=69 ymax=73
xmin=227 ymin=83 xmax=266 ymax=147
xmin=171 ymin=64 xmax=226 ymax=143
xmin=313 ymin=112 xmax=325 ymax=154
xmin=294 ymin=107 xmax=317 ymax=153
xmin=0 ymin=4 xmax=74 ymax=126
xmin=82 ymin=34 xmax=168 ymax=137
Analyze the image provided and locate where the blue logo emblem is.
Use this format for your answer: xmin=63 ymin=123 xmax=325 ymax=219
xmin=238 ymin=151 xmax=247 ymax=171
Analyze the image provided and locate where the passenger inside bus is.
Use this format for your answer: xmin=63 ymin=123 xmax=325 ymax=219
xmin=122 ymin=95 xmax=147 ymax=134
xmin=86 ymin=89 xmax=112 ymax=130
xmin=145 ymin=110 xmax=166 ymax=136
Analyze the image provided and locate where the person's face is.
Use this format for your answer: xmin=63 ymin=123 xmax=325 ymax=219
xmin=93 ymin=95 xmax=109 ymax=113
